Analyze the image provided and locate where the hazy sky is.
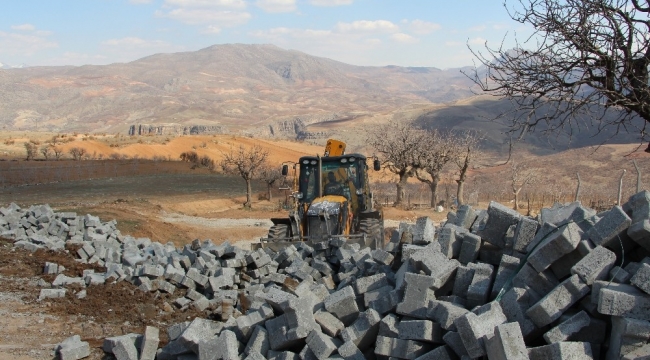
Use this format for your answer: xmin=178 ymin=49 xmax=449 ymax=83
xmin=0 ymin=0 xmax=534 ymax=69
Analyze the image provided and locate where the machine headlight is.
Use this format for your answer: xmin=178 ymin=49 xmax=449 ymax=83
xmin=295 ymin=192 xmax=303 ymax=199
xmin=310 ymin=160 xmax=317 ymax=165
xmin=349 ymin=157 xmax=356 ymax=162
xmin=340 ymin=158 xmax=348 ymax=163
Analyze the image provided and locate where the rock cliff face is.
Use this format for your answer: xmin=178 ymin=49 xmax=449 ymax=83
xmin=257 ymin=113 xmax=357 ymax=140
xmin=129 ymin=124 xmax=229 ymax=136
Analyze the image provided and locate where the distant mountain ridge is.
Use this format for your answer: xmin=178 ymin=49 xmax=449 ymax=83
xmin=0 ymin=44 xmax=477 ymax=134
xmin=0 ymin=44 xmax=642 ymax=154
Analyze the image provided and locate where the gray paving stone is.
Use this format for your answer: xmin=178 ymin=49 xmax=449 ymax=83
xmin=323 ymin=285 xmax=359 ymax=326
xmin=458 ymin=232 xmax=481 ymax=265
xmin=139 ymin=326 xmax=159 ymax=360
xmin=526 ymin=274 xmax=590 ymax=327
xmin=528 ymin=222 xmax=582 ymax=273
xmin=396 ymin=272 xmax=436 ymax=319
xmin=571 ymin=245 xmax=617 ymax=285
xmin=630 ymin=263 xmax=650 ymax=294
xmin=244 ymin=326 xmax=269 ymax=358
xmin=484 ymin=322 xmax=528 ymax=360
xmin=56 ymin=335 xmax=91 ymax=360
xmin=588 ymin=205 xmax=632 ymax=248
xmin=543 ymin=310 xmax=591 ymax=344
xmin=427 ymin=300 xmax=468 ymax=331
xmin=374 ymin=336 xmax=430 ymax=359
xmin=340 ymin=308 xmax=381 ymax=351
xmin=598 ymin=286 xmax=650 ymax=321
xmin=479 ymin=201 xmax=521 ymax=248
xmin=607 ymin=317 xmax=650 ymax=360
xmin=528 ymin=341 xmax=593 ymax=360
xmin=491 ymin=254 xmax=521 ymax=299
xmin=397 ymin=319 xmax=441 ymax=343
xmin=454 ymin=302 xmax=507 ymax=358
xmin=306 ymin=330 xmax=337 ymax=360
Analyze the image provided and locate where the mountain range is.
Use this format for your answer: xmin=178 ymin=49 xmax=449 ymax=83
xmin=0 ymin=44 xmax=642 ymax=153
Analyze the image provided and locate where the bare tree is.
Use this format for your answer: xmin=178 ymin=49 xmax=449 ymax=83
xmin=69 ymin=147 xmax=86 ymax=161
xmin=40 ymin=146 xmax=53 ymax=160
xmin=259 ymin=164 xmax=283 ymax=201
xmin=367 ymin=120 xmax=425 ymax=206
xmin=52 ymin=146 xmax=64 ymax=160
xmin=466 ymin=0 xmax=650 ymax=144
xmin=510 ymin=161 xmax=538 ymax=211
xmin=24 ymin=142 xmax=37 ymax=161
xmin=221 ymin=145 xmax=269 ymax=208
xmin=452 ymin=132 xmax=481 ymax=206
xmin=414 ymin=130 xmax=458 ymax=207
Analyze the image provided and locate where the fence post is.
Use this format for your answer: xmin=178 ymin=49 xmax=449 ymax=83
xmin=617 ymin=169 xmax=627 ymax=206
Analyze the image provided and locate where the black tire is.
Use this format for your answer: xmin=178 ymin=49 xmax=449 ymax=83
xmin=267 ymin=224 xmax=290 ymax=241
xmin=359 ymin=218 xmax=384 ymax=250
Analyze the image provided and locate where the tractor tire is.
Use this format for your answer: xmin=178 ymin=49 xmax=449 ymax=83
xmin=359 ymin=218 xmax=384 ymax=250
xmin=267 ymin=224 xmax=290 ymax=241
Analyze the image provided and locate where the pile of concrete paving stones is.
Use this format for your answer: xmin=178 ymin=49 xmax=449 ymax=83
xmin=3 ymin=190 xmax=650 ymax=360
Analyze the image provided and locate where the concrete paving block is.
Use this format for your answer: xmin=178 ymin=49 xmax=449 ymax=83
xmin=266 ymin=314 xmax=301 ymax=351
xmin=413 ymin=345 xmax=455 ymax=360
xmin=412 ymin=217 xmax=435 ymax=245
xmin=442 ymin=331 xmax=469 ymax=358
xmin=438 ymin=224 xmax=466 ymax=259
xmin=479 ymin=201 xmax=521 ymax=248
xmin=215 ymin=330 xmax=240 ymax=360
xmin=513 ymin=216 xmax=540 ymax=253
xmin=323 ymin=286 xmax=359 ymax=326
xmin=598 ymin=286 xmax=650 ymax=321
xmin=526 ymin=274 xmax=590 ymax=327
xmin=528 ymin=222 xmax=582 ymax=273
xmin=628 ymin=219 xmax=650 ymax=252
xmin=340 ymin=308 xmax=381 ymax=351
xmin=396 ymin=272 xmax=436 ymax=319
xmin=314 ymin=310 xmax=345 ymax=337
xmin=397 ymin=319 xmax=441 ymax=343
xmin=378 ymin=313 xmax=400 ymax=338
xmin=139 ymin=326 xmax=160 ymax=360
xmin=111 ymin=335 xmax=139 ymax=360
xmin=374 ymin=336 xmax=431 ymax=359
xmin=499 ymin=287 xmax=541 ymax=338
xmin=466 ymin=262 xmax=494 ymax=309
xmin=454 ymin=301 xmax=507 ymax=358
xmin=484 ymin=322 xmax=528 ymax=360
xmin=452 ymin=265 xmax=474 ymax=299
xmin=364 ymin=286 xmax=399 ymax=315
xmin=337 ymin=340 xmax=365 ymax=360
xmin=607 ymin=316 xmax=650 ymax=360
xmin=588 ymin=205 xmax=632 ymax=248
xmin=458 ymin=232 xmax=481 ymax=265
xmin=610 ymin=265 xmax=633 ymax=283
xmin=267 ymin=350 xmax=299 ymax=360
xmin=622 ymin=343 xmax=650 ymax=360
xmin=630 ymin=263 xmax=650 ymax=294
xmin=353 ymin=273 xmax=388 ymax=295
xmin=543 ymin=310 xmax=590 ymax=344
xmin=427 ymin=300 xmax=469 ymax=331
xmin=244 ymin=351 xmax=266 ymax=360
xmin=56 ymin=335 xmax=91 ymax=360
xmin=371 ymin=248 xmax=394 ymax=266
xmin=491 ymin=254 xmax=521 ymax=299
xmin=528 ymin=341 xmax=593 ymax=360
xmin=167 ymin=322 xmax=190 ymax=342
xmin=409 ymin=245 xmax=459 ymax=289
xmin=282 ymin=296 xmax=319 ymax=341
xmin=178 ymin=318 xmax=222 ymax=353
xmin=261 ymin=286 xmax=298 ymax=313
xmin=38 ymin=288 xmax=66 ymax=301
xmin=306 ymin=330 xmax=337 ymax=360
xmin=550 ymin=239 xmax=595 ymax=279
xmin=512 ymin=263 xmax=560 ymax=296
xmin=244 ymin=325 xmax=269 ymax=357
xmin=455 ymin=204 xmax=478 ymax=229
xmin=571 ymin=245 xmax=617 ymax=285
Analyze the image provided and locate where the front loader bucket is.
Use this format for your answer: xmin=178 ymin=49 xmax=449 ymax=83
xmin=252 ymin=233 xmax=373 ymax=251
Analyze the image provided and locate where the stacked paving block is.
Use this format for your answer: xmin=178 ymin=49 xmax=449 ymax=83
xmin=13 ymin=193 xmax=650 ymax=359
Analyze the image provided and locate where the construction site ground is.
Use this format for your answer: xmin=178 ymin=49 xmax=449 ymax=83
xmin=0 ymin=177 xmax=447 ymax=360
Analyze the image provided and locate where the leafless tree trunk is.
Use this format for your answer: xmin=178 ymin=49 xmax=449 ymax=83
xmin=221 ymin=145 xmax=269 ymax=208
xmin=366 ymin=120 xmax=424 ymax=206
xmin=259 ymin=164 xmax=283 ymax=201
xmin=510 ymin=161 xmax=537 ymax=211
xmin=414 ymin=129 xmax=457 ymax=207
xmin=453 ymin=131 xmax=481 ymax=206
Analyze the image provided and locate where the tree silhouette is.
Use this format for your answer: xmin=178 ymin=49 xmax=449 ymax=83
xmin=221 ymin=145 xmax=269 ymax=208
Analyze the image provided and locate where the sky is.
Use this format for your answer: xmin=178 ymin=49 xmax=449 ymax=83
xmin=0 ymin=0 xmax=535 ymax=69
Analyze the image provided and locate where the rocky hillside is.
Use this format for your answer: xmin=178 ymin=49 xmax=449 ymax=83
xmin=0 ymin=44 xmax=476 ymax=134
